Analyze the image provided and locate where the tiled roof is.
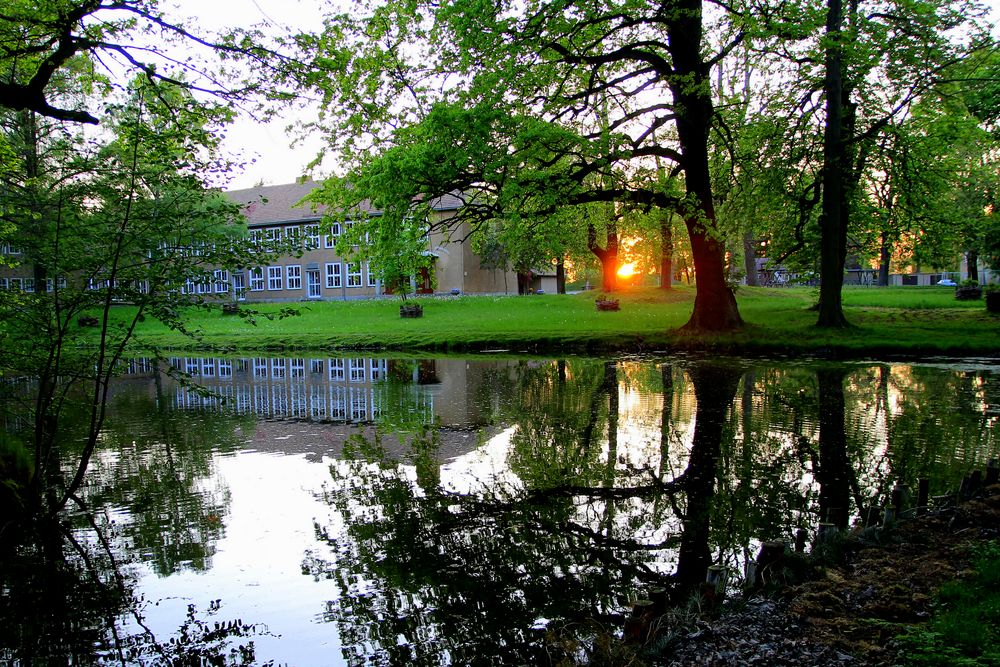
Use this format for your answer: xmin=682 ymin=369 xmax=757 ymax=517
xmin=224 ymin=180 xmax=464 ymax=227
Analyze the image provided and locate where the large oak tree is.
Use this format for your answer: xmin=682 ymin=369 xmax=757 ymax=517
xmin=307 ymin=0 xmax=748 ymax=330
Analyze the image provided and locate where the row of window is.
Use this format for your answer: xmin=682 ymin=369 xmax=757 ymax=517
xmin=168 ymin=357 xmax=388 ymax=382
xmin=173 ymin=382 xmax=434 ymax=423
xmin=247 ymin=262 xmax=377 ymax=293
xmin=0 ymin=277 xmax=69 ymax=292
xmin=1 ymin=262 xmax=379 ymax=297
xmin=248 ymin=221 xmax=359 ymax=252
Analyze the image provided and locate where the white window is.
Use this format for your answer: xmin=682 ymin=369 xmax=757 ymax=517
xmin=202 ymin=358 xmax=216 ymax=377
xmin=268 ymin=266 xmax=283 ymax=290
xmin=349 ymin=358 xmax=366 ymax=382
xmin=286 ymin=265 xmax=302 ymax=290
xmin=310 ymin=385 xmax=327 ymax=420
xmin=214 ymin=270 xmax=230 ymax=293
xmin=249 ymin=229 xmax=264 ymax=247
xmin=286 ymin=226 xmax=301 ymax=248
xmin=233 ymin=273 xmax=246 ymax=300
xmin=330 ymin=387 xmax=347 ymax=420
xmin=250 ymin=268 xmax=264 ymax=292
xmin=23 ymin=278 xmax=34 ymax=293
xmin=370 ymin=359 xmax=387 ymax=381
xmin=324 ymin=222 xmax=341 ymax=248
xmin=325 ymin=263 xmax=342 ymax=288
xmin=305 ymin=225 xmax=320 ymax=250
xmin=310 ymin=359 xmax=324 ymax=374
xmin=219 ymin=360 xmax=233 ymax=378
xmin=0 ymin=278 xmax=6 ymax=290
xmin=253 ymin=358 xmax=268 ymax=378
xmin=44 ymin=276 xmax=69 ymax=294
xmin=347 ymin=262 xmax=362 ymax=287
xmin=366 ymin=262 xmax=377 ymax=287
xmin=329 ymin=358 xmax=345 ymax=381
xmin=290 ymin=358 xmax=305 ymax=378
xmin=350 ymin=388 xmax=368 ymax=421
xmin=271 ymin=358 xmax=286 ymax=379
xmin=266 ymin=227 xmax=282 ymax=244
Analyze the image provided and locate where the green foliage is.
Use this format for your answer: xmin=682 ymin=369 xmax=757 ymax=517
xmin=896 ymin=542 xmax=1000 ymax=665
xmin=0 ymin=75 xmax=291 ymax=515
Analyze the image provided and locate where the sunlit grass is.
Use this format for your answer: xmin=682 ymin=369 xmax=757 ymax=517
xmin=111 ymin=284 xmax=1000 ymax=356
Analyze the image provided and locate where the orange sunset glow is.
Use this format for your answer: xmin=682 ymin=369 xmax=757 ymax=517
xmin=617 ymin=262 xmax=638 ymax=278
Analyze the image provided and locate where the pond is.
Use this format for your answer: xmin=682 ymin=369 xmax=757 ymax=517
xmin=2 ymin=354 xmax=998 ymax=665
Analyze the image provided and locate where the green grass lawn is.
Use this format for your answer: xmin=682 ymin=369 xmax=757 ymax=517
xmin=114 ymin=285 xmax=1000 ymax=357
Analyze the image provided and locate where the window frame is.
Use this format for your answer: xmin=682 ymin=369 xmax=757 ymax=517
xmin=267 ymin=266 xmax=283 ymax=291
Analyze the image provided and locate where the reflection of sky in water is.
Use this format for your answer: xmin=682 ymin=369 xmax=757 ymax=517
xmin=45 ymin=356 xmax=1000 ymax=664
xmin=120 ymin=451 xmax=347 ymax=667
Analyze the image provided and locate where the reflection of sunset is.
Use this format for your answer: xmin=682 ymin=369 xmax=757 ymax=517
xmin=617 ymin=262 xmax=637 ymax=278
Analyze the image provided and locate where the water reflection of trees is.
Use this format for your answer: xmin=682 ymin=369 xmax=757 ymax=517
xmin=307 ymin=358 xmax=1000 ymax=663
xmin=76 ymin=383 xmax=254 ymax=576
xmin=306 ymin=361 xmax=748 ymax=663
xmin=1 ymin=376 xmax=263 ymax=663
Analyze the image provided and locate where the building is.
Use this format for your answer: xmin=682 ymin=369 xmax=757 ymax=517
xmin=0 ymin=180 xmax=517 ymax=301
xmin=224 ymin=180 xmax=518 ymax=302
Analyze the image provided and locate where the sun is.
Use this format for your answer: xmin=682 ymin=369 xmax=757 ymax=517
xmin=617 ymin=262 xmax=637 ymax=278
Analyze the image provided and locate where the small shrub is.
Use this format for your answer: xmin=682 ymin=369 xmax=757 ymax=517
xmin=955 ymin=282 xmax=983 ymax=301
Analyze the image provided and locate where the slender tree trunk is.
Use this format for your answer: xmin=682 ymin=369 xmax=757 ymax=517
xmin=967 ymin=250 xmax=979 ymax=282
xmin=878 ymin=231 xmax=891 ymax=286
xmin=666 ymin=0 xmax=743 ymax=331
xmin=660 ymin=213 xmax=674 ymax=289
xmin=556 ymin=257 xmax=566 ymax=294
xmin=817 ymin=0 xmax=850 ymax=327
xmin=743 ymin=231 xmax=759 ymax=287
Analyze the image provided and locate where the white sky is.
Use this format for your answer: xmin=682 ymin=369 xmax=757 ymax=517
xmin=165 ymin=0 xmax=333 ymax=190
xmin=170 ymin=0 xmax=1000 ymax=192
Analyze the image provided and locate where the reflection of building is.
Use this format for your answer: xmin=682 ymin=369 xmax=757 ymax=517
xmin=111 ymin=355 xmax=516 ymax=461
xmin=140 ymin=356 xmax=507 ymax=429
xmin=224 ymin=181 xmax=518 ymax=301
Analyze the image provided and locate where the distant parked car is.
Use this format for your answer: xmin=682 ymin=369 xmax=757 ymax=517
xmin=937 ymin=278 xmax=957 ymax=286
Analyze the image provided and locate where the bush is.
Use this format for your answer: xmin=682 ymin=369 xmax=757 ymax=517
xmin=895 ymin=541 xmax=1000 ymax=665
xmin=955 ymin=282 xmax=983 ymax=301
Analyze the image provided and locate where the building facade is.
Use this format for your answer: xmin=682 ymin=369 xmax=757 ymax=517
xmin=224 ymin=180 xmax=518 ymax=302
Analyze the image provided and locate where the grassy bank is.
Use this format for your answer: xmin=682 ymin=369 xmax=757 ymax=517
xmin=113 ymin=285 xmax=1000 ymax=357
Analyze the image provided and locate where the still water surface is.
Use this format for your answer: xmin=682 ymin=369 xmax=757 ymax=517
xmin=3 ymin=355 xmax=999 ymax=665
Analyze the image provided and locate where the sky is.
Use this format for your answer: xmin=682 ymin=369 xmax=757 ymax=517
xmin=166 ymin=0 xmax=332 ymax=190
xmin=172 ymin=0 xmax=1000 ymax=192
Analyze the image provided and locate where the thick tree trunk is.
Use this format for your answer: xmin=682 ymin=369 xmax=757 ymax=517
xmin=817 ymin=0 xmax=850 ymax=327
xmin=588 ymin=222 xmax=618 ymax=292
xmin=556 ymin=257 xmax=566 ymax=294
xmin=666 ymin=0 xmax=743 ymax=331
